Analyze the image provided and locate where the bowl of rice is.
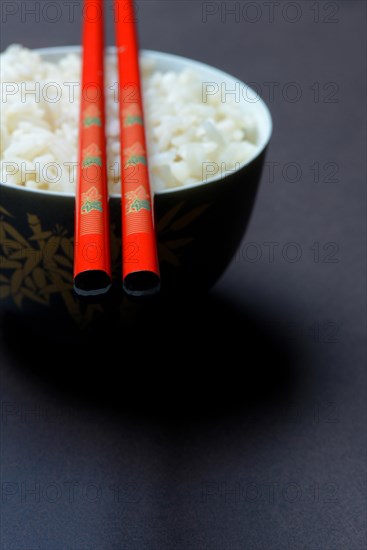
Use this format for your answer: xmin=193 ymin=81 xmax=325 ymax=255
xmin=0 ymin=45 xmax=272 ymax=327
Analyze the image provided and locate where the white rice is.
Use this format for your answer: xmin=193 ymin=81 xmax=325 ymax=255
xmin=0 ymin=45 xmax=258 ymax=193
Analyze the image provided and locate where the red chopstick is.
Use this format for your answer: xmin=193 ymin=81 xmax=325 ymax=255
xmin=74 ymin=0 xmax=111 ymax=296
xmin=115 ymin=0 xmax=160 ymax=296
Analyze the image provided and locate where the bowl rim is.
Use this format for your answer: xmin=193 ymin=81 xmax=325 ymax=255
xmin=0 ymin=46 xmax=273 ymax=198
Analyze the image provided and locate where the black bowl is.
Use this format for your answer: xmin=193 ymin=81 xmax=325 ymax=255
xmin=0 ymin=48 xmax=272 ymax=330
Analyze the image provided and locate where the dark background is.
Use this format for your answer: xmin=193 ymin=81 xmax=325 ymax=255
xmin=1 ymin=1 xmax=366 ymax=549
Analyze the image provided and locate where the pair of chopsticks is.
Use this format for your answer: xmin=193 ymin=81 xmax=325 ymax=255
xmin=74 ymin=0 xmax=160 ymax=297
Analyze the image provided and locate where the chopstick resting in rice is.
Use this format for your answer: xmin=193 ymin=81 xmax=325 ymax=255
xmin=73 ymin=0 xmax=112 ymax=297
xmin=115 ymin=0 xmax=160 ymax=296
